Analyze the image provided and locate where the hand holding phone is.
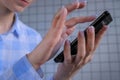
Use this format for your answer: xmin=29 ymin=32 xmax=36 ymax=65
xmin=54 ymin=11 xmax=113 ymax=63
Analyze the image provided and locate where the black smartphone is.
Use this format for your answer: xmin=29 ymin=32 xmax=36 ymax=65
xmin=54 ymin=10 xmax=113 ymax=63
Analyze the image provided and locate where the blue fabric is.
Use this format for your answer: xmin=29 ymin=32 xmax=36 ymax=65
xmin=0 ymin=14 xmax=53 ymax=80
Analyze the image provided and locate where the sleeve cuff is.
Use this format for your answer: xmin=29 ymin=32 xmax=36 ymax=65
xmin=12 ymin=55 xmax=44 ymax=79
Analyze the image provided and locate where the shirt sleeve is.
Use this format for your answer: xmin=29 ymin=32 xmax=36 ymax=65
xmin=0 ymin=55 xmax=54 ymax=80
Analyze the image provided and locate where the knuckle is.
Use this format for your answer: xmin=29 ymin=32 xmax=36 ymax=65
xmin=79 ymin=54 xmax=85 ymax=60
xmin=65 ymin=58 xmax=71 ymax=64
xmin=88 ymin=47 xmax=94 ymax=53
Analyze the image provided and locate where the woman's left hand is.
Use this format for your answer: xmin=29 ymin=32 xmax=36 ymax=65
xmin=54 ymin=25 xmax=108 ymax=80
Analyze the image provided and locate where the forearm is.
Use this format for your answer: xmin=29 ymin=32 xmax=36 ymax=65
xmin=53 ymin=73 xmax=72 ymax=80
xmin=0 ymin=55 xmax=43 ymax=80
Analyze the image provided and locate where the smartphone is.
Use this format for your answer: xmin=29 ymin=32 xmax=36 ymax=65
xmin=54 ymin=10 xmax=113 ymax=63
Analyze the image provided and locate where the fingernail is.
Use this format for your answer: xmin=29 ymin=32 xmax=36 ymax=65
xmin=103 ymin=25 xmax=108 ymax=30
xmin=72 ymin=0 xmax=79 ymax=6
xmin=80 ymin=0 xmax=87 ymax=2
xmin=72 ymin=0 xmax=79 ymax=9
xmin=59 ymin=6 xmax=65 ymax=13
xmin=56 ymin=6 xmax=65 ymax=17
xmin=65 ymin=39 xmax=70 ymax=45
xmin=80 ymin=0 xmax=87 ymax=5
xmin=61 ymin=6 xmax=66 ymax=13
xmin=79 ymin=31 xmax=84 ymax=37
xmin=74 ymin=0 xmax=79 ymax=3
xmin=62 ymin=6 xmax=68 ymax=15
xmin=88 ymin=26 xmax=94 ymax=32
xmin=84 ymin=0 xmax=87 ymax=5
xmin=61 ymin=6 xmax=65 ymax=11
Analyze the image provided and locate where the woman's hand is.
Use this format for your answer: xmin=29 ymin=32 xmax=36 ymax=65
xmin=54 ymin=25 xmax=108 ymax=80
xmin=50 ymin=1 xmax=95 ymax=59
xmin=27 ymin=1 xmax=95 ymax=70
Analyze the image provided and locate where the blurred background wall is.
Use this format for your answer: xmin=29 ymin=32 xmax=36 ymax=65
xmin=19 ymin=0 xmax=120 ymax=80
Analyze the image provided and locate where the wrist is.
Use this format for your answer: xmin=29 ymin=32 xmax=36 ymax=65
xmin=53 ymin=74 xmax=72 ymax=80
xmin=27 ymin=54 xmax=40 ymax=70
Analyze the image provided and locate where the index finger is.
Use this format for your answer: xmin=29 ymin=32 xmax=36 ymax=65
xmin=65 ymin=1 xmax=87 ymax=14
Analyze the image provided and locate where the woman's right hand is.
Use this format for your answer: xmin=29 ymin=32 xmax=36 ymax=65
xmin=27 ymin=1 xmax=95 ymax=70
xmin=27 ymin=6 xmax=67 ymax=70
